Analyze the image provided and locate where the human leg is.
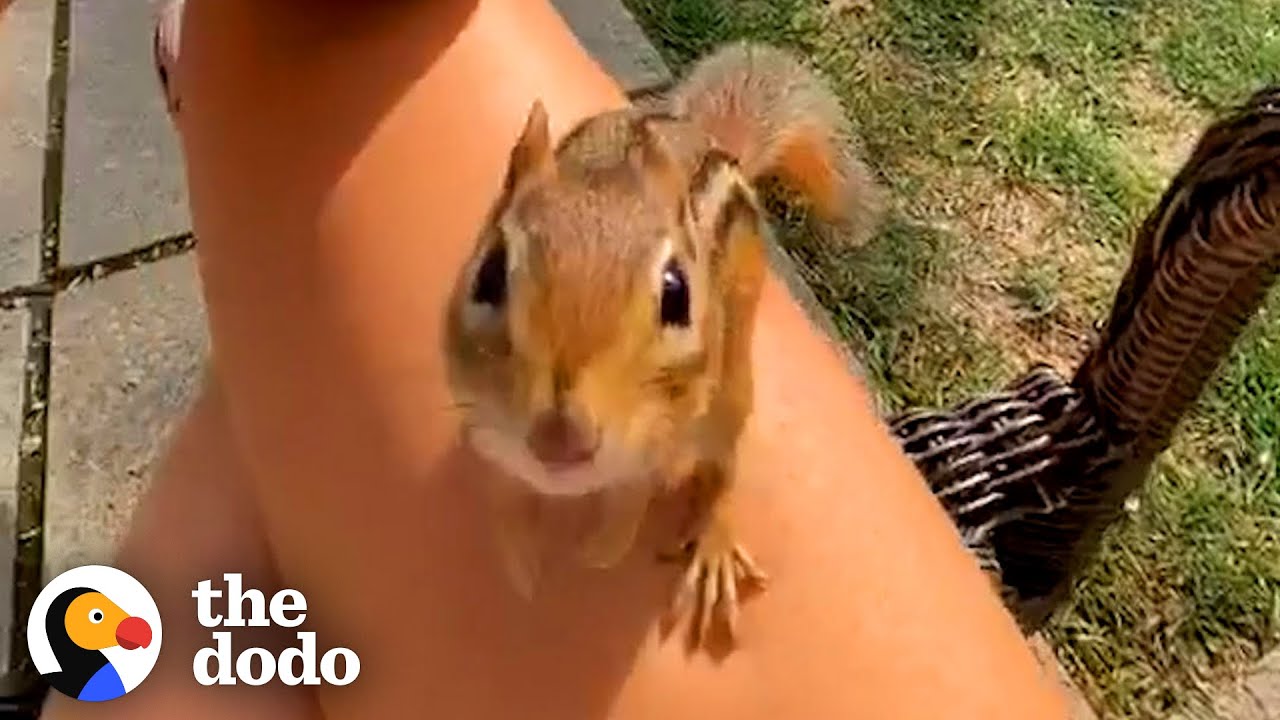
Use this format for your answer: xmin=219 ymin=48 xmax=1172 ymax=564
xmin=39 ymin=376 xmax=320 ymax=719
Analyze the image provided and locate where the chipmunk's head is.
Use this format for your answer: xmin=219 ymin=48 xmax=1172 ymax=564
xmin=443 ymin=101 xmax=766 ymax=497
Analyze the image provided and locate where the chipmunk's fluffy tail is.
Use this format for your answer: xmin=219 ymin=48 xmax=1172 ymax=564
xmin=669 ymin=42 xmax=883 ymax=245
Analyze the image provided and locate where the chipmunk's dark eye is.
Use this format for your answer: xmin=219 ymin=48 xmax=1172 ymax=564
xmin=659 ymin=258 xmax=690 ymax=327
xmin=471 ymin=241 xmax=508 ymax=307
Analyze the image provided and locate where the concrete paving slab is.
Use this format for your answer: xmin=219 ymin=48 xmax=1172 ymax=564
xmin=0 ymin=0 xmax=54 ymax=288
xmin=1194 ymin=686 xmax=1266 ymax=720
xmin=552 ymin=0 xmax=671 ymax=93
xmin=45 ymin=255 xmax=206 ymax=580
xmin=1201 ymin=650 xmax=1280 ymax=720
xmin=1244 ymin=650 xmax=1280 ymax=717
xmin=0 ymin=311 xmax=26 ymax=673
xmin=60 ymin=0 xmax=189 ymax=265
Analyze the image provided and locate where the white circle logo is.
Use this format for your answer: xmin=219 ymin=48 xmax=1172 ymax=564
xmin=27 ymin=565 xmax=163 ymax=702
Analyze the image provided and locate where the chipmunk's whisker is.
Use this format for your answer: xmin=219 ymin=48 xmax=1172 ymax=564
xmin=440 ymin=400 xmax=477 ymax=414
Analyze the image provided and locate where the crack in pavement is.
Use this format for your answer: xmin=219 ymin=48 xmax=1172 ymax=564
xmin=0 ymin=231 xmax=196 ymax=310
xmin=5 ymin=0 xmax=69 ymax=700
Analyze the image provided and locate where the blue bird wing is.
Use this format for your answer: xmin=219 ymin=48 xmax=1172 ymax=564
xmin=78 ymin=662 xmax=127 ymax=702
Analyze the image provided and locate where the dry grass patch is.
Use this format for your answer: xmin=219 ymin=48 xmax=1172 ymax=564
xmin=1120 ymin=66 xmax=1211 ymax=183
xmin=913 ymin=166 xmax=1108 ymax=374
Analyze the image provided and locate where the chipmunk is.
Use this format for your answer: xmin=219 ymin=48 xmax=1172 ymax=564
xmin=443 ymin=41 xmax=882 ymax=650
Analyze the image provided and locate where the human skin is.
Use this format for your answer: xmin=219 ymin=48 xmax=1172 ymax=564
xmin=41 ymin=0 xmax=1069 ymax=717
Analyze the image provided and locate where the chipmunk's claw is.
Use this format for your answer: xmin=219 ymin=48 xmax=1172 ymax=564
xmin=670 ymin=528 xmax=767 ymax=651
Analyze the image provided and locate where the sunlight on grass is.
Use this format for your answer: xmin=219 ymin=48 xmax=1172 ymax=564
xmin=782 ymin=215 xmax=1014 ymax=412
xmin=994 ymin=93 xmax=1159 ymax=234
xmin=1158 ymin=0 xmax=1280 ymax=110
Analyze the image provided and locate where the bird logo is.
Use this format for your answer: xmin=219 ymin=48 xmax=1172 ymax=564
xmin=27 ymin=565 xmax=163 ymax=702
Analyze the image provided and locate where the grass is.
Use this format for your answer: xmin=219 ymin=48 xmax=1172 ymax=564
xmin=623 ymin=0 xmax=1280 ymax=717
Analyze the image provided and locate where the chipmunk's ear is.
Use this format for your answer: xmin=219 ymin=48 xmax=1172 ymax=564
xmin=629 ymin=113 xmax=686 ymax=210
xmin=686 ymin=148 xmax=760 ymax=262
xmin=505 ymin=100 xmax=555 ymax=191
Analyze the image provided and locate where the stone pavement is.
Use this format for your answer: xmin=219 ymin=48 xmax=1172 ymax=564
xmin=1192 ymin=653 xmax=1280 ymax=720
xmin=3 ymin=0 xmax=1267 ymax=717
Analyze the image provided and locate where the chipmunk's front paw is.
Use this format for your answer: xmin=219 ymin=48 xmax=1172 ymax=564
xmin=669 ymin=520 xmax=767 ymax=652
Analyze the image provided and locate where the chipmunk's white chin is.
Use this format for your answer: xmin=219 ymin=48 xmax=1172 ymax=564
xmin=465 ymin=426 xmax=631 ymax=497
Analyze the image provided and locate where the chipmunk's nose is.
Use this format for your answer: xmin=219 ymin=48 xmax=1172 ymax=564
xmin=526 ymin=409 xmax=599 ymax=467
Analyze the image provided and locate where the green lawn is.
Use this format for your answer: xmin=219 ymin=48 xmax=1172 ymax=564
xmin=622 ymin=0 xmax=1280 ymax=717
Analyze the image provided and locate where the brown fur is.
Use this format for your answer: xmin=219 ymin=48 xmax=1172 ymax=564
xmin=670 ymin=41 xmax=884 ymax=244
xmin=442 ymin=42 xmax=880 ymax=649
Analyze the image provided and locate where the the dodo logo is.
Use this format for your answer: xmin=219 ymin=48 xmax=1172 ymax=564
xmin=27 ymin=565 xmax=162 ymax=702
